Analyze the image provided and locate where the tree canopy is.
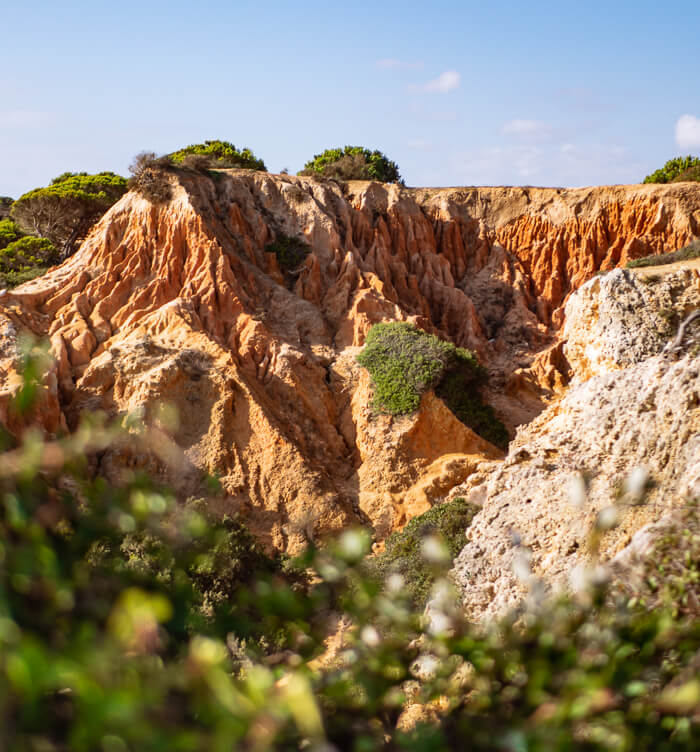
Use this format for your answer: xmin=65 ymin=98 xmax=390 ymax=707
xmin=299 ymin=145 xmax=403 ymax=183
xmin=643 ymin=155 xmax=700 ymax=183
xmin=11 ymin=172 xmax=127 ymax=258
xmin=168 ymin=140 xmax=266 ymax=171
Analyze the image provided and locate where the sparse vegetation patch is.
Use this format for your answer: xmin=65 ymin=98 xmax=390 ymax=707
xmin=265 ymin=233 xmax=310 ymax=273
xmin=627 ymin=238 xmax=700 ymax=268
xmin=364 ymin=496 xmax=478 ymax=606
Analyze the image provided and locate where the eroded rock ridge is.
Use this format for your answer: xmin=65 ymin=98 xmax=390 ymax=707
xmin=0 ymin=170 xmax=698 ymax=552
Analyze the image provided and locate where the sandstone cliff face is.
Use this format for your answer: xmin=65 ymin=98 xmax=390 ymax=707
xmin=0 ymin=170 xmax=698 ymax=551
xmin=452 ymin=266 xmax=700 ymax=619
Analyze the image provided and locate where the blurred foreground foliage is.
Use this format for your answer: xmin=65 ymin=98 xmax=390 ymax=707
xmin=0 ymin=342 xmax=698 ymax=750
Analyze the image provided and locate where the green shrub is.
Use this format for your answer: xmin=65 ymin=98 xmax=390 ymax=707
xmin=0 ymin=227 xmax=57 ymax=287
xmin=299 ymin=145 xmax=403 ymax=183
xmin=356 ymin=322 xmax=508 ymax=447
xmin=436 ymin=371 xmax=510 ymax=449
xmin=0 ymin=218 xmax=23 ymax=249
xmin=644 ymin=155 xmax=700 ymax=184
xmin=365 ymin=497 xmax=478 ymax=606
xmin=0 ymin=266 xmax=49 ymax=288
xmin=11 ymin=171 xmax=127 ymax=257
xmin=0 ymin=235 xmax=58 ymax=269
xmin=169 ymin=139 xmax=266 ymax=171
xmin=672 ymin=164 xmax=700 ymax=182
xmin=627 ymin=238 xmax=700 ymax=268
xmin=265 ymin=233 xmax=310 ymax=272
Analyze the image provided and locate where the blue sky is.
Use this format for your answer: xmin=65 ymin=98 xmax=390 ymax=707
xmin=2 ymin=0 xmax=700 ymax=197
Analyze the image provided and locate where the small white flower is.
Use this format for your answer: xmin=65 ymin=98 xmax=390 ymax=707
xmin=385 ymin=573 xmax=405 ymax=593
xmin=421 ymin=535 xmax=450 ymax=564
xmin=411 ymin=654 xmax=439 ymax=680
xmin=427 ymin=610 xmax=452 ymax=636
xmin=568 ymin=473 xmax=588 ymax=509
xmin=570 ymin=564 xmax=592 ymax=593
xmin=624 ymin=466 xmax=650 ymax=502
xmin=513 ymin=547 xmax=533 ymax=584
xmin=360 ymin=625 xmax=381 ymax=647
xmin=338 ymin=529 xmax=370 ymax=560
xmin=596 ymin=505 xmax=618 ymax=531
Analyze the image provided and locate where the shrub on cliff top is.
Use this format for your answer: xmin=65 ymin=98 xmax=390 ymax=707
xmin=128 ymin=151 xmax=174 ymax=203
xmin=11 ymin=171 xmax=127 ymax=258
xmin=299 ymin=146 xmax=403 ymax=183
xmin=643 ymin=155 xmax=700 ymax=184
xmin=169 ymin=139 xmax=266 ymax=171
xmin=356 ymin=322 xmax=508 ymax=448
xmin=672 ymin=163 xmax=700 ymax=182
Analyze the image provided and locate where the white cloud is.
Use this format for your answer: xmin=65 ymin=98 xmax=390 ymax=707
xmin=502 ymin=119 xmax=549 ymax=136
xmin=376 ymin=58 xmax=424 ymax=70
xmin=675 ymin=114 xmax=700 ymax=149
xmin=450 ymin=141 xmax=642 ymax=188
xmin=501 ymin=119 xmax=555 ymax=144
xmin=0 ymin=110 xmax=51 ymax=129
xmin=410 ymin=70 xmax=461 ymax=94
xmin=406 ymin=139 xmax=433 ymax=150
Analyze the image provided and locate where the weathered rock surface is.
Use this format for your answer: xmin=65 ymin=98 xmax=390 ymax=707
xmin=452 ymin=267 xmax=700 ymax=619
xmin=0 ymin=170 xmax=698 ymax=551
xmin=563 ymin=266 xmax=700 ymax=381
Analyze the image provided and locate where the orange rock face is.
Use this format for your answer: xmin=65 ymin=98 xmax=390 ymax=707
xmin=1 ymin=171 xmax=698 ymax=550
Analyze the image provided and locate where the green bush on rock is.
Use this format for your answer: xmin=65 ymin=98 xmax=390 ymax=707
xmin=265 ymin=233 xmax=310 ymax=272
xmin=0 ymin=219 xmax=58 ymax=288
xmin=356 ymin=322 xmax=508 ymax=448
xmin=0 ymin=218 xmax=22 ymax=249
xmin=643 ymin=155 xmax=700 ymax=184
xmin=299 ymin=145 xmax=403 ymax=183
xmin=365 ymin=496 xmax=478 ymax=606
xmin=169 ymin=139 xmax=266 ymax=171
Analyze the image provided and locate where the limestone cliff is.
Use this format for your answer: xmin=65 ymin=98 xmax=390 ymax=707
xmin=0 ymin=169 xmax=698 ymax=551
xmin=452 ymin=265 xmax=700 ymax=619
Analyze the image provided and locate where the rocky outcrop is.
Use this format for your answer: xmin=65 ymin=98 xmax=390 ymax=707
xmin=452 ymin=266 xmax=700 ymax=620
xmin=0 ymin=170 xmax=698 ymax=551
